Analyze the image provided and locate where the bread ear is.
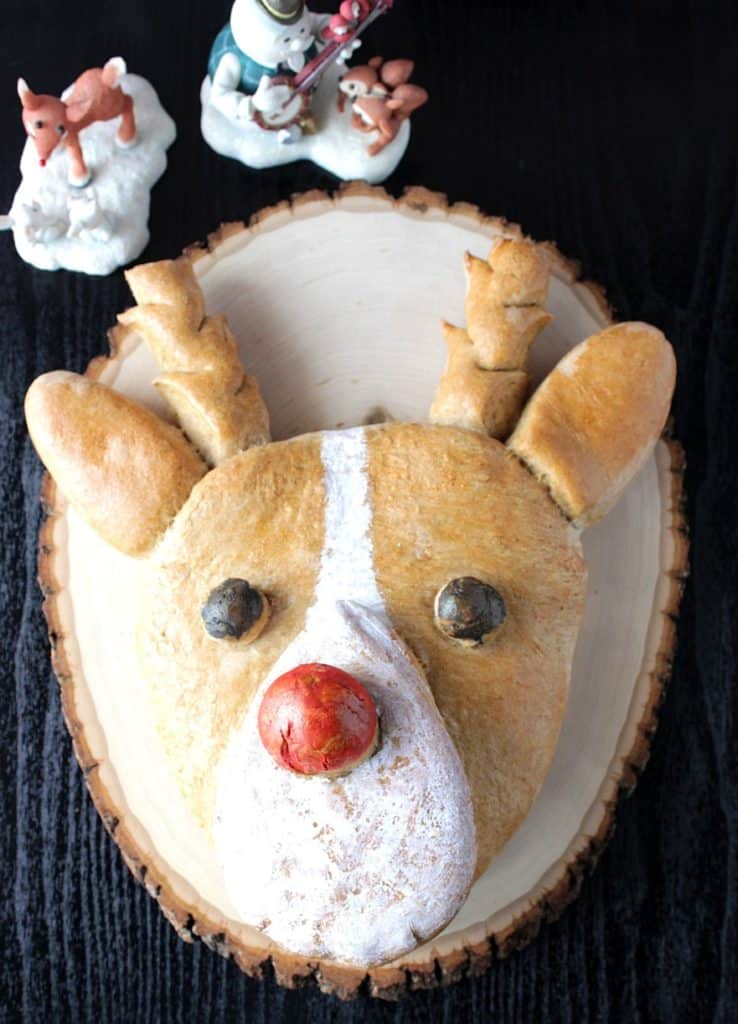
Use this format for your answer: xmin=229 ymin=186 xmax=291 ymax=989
xmin=25 ymin=371 xmax=206 ymax=556
xmin=508 ymin=323 xmax=676 ymax=528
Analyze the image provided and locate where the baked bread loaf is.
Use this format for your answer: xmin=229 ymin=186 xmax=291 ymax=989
xmin=25 ymin=247 xmax=676 ymax=968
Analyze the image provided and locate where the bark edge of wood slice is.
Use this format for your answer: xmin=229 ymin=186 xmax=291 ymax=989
xmin=36 ymin=182 xmax=689 ymax=1001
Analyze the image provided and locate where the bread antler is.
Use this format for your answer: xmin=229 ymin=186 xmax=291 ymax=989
xmin=430 ymin=238 xmax=552 ymax=439
xmin=119 ymin=260 xmax=270 ymax=467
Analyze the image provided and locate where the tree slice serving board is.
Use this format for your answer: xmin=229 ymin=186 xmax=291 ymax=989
xmin=38 ymin=184 xmax=688 ymax=1000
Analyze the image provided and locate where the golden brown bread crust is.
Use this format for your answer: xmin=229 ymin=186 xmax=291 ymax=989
xmin=508 ymin=323 xmax=677 ymax=528
xmin=136 ymin=421 xmax=587 ymax=873
xmin=23 ymin=226 xmax=675 ymax=966
xmin=120 ymin=260 xmax=270 ymax=466
xmin=430 ymin=240 xmax=552 ymax=439
xmin=154 ymin=369 xmax=269 ymax=468
xmin=365 ymin=424 xmax=587 ymax=876
xmin=465 ymin=243 xmax=553 ymax=371
xmin=138 ymin=435 xmax=326 ymax=830
xmin=24 ymin=371 xmax=206 ymax=556
xmin=26 ymin=190 xmax=688 ymax=992
xmin=429 ymin=322 xmax=529 ymax=436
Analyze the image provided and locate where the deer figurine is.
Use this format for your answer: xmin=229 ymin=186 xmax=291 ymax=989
xmin=17 ymin=58 xmax=137 ymax=187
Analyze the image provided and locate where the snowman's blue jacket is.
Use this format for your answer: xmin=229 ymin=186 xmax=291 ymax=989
xmin=208 ymin=23 xmax=318 ymax=93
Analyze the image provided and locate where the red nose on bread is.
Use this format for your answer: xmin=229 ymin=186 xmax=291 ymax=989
xmin=258 ymin=664 xmax=379 ymax=777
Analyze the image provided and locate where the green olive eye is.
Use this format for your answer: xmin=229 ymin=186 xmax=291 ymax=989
xmin=202 ymin=578 xmax=270 ymax=643
xmin=435 ymin=577 xmax=506 ymax=646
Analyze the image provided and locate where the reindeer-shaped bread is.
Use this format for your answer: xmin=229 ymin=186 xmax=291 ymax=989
xmin=25 ymin=239 xmax=675 ymax=967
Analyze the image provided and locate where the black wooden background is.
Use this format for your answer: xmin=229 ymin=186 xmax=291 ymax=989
xmin=1 ymin=1 xmax=737 ymax=1021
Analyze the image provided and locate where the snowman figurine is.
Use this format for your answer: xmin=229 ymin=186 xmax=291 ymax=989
xmin=200 ymin=0 xmax=416 ymax=182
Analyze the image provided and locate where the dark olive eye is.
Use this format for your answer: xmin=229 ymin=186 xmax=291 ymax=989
xmin=434 ymin=577 xmax=506 ymax=646
xmin=34 ymin=120 xmax=44 ymax=129
xmin=57 ymin=124 xmax=64 ymax=134
xmin=202 ymin=578 xmax=270 ymax=642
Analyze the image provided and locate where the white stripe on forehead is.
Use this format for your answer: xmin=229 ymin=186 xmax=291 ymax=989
xmin=312 ymin=427 xmax=384 ymax=616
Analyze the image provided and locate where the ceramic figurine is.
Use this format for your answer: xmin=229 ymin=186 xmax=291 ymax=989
xmin=338 ymin=56 xmax=427 ymax=155
xmin=67 ymin=188 xmax=115 ymax=243
xmin=18 ymin=59 xmax=136 ymax=187
xmin=1 ymin=58 xmax=176 ymax=275
xmin=337 ymin=56 xmax=413 ymax=110
xmin=201 ymin=0 xmax=427 ymax=182
xmin=323 ymin=1 xmax=373 ymax=42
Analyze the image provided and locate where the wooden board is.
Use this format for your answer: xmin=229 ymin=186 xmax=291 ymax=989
xmin=37 ymin=184 xmax=688 ymax=1000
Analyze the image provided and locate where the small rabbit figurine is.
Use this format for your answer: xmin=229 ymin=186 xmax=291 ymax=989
xmin=16 ymin=194 xmax=66 ymax=245
xmin=66 ymin=189 xmax=114 ymax=243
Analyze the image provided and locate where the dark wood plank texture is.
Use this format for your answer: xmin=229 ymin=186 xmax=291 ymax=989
xmin=1 ymin=1 xmax=736 ymax=1021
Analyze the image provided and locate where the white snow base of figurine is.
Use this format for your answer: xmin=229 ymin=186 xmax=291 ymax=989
xmin=200 ymin=63 xmax=410 ymax=183
xmin=6 ymin=75 xmax=176 ymax=275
